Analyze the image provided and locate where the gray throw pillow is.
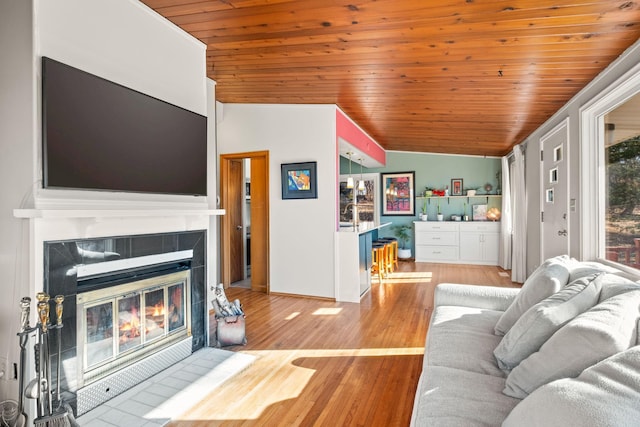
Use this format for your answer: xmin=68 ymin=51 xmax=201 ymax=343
xmin=494 ymin=255 xmax=572 ymax=336
xmin=567 ymin=260 xmax=622 ymax=283
xmin=503 ymin=345 xmax=640 ymax=427
xmin=494 ymin=273 xmax=603 ymax=371
xmin=503 ymin=289 xmax=640 ymax=399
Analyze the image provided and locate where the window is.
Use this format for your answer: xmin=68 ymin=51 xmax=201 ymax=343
xmin=603 ymin=102 xmax=640 ymax=270
xmin=581 ymin=62 xmax=640 ymax=274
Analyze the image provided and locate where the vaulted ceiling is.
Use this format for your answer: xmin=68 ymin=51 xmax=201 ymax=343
xmin=142 ymin=0 xmax=640 ymax=157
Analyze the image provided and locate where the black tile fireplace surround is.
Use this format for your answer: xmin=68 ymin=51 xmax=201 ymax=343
xmin=43 ymin=230 xmax=207 ymax=414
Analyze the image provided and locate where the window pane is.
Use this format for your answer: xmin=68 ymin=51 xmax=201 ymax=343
xmin=168 ymin=283 xmax=185 ymax=332
xmin=86 ymin=301 xmax=113 ymax=367
xmin=118 ymin=294 xmax=141 ymax=353
xmin=145 ymin=288 xmax=166 ymax=342
xmin=605 ymin=135 xmax=640 ymax=270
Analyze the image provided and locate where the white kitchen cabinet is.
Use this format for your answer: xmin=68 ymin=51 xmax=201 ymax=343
xmin=414 ymin=222 xmax=459 ymax=262
xmin=414 ymin=221 xmax=500 ymax=265
xmin=459 ymin=222 xmax=500 ymax=265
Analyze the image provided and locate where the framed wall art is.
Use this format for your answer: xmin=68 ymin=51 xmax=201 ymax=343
xmin=281 ymin=161 xmax=317 ymax=199
xmin=381 ymin=171 xmax=415 ymax=216
xmin=451 ymin=178 xmax=463 ymax=196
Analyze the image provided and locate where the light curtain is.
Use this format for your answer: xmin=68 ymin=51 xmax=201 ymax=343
xmin=511 ymin=144 xmax=527 ymax=283
xmin=499 ymin=155 xmax=512 ymax=269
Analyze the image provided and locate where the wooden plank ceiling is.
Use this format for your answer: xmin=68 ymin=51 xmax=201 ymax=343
xmin=142 ymin=0 xmax=640 ymax=156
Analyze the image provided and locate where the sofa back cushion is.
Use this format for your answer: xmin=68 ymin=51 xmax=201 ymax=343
xmin=494 ymin=255 xmax=572 ymax=336
xmin=503 ymin=289 xmax=640 ymax=399
xmin=503 ymin=345 xmax=640 ymax=427
xmin=494 ymin=273 xmax=604 ymax=371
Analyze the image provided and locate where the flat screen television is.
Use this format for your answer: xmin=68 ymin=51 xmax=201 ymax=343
xmin=42 ymin=57 xmax=207 ymax=196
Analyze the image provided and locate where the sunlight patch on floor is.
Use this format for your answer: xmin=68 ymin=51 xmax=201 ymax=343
xmin=385 ymin=271 xmax=434 ymax=283
xmin=177 ymin=346 xmax=424 ymax=422
xmin=312 ymin=307 xmax=343 ymax=315
xmin=285 ymin=311 xmax=301 ymax=320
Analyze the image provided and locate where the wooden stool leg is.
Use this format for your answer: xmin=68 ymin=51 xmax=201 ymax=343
xmin=371 ymin=246 xmax=385 ymax=281
xmin=391 ymin=241 xmax=399 ymax=271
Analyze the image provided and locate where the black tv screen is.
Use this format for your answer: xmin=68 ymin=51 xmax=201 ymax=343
xmin=42 ymin=57 xmax=207 ymax=196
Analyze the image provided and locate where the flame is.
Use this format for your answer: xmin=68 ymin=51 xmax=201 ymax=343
xmin=152 ymin=303 xmax=165 ymax=317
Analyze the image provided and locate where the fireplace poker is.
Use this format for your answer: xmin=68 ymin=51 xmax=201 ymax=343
xmin=37 ymin=295 xmax=51 ymax=418
xmin=54 ymin=295 xmax=64 ymax=409
xmin=16 ymin=297 xmax=31 ymax=427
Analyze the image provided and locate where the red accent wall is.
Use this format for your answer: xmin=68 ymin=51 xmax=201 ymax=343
xmin=335 ymin=109 xmax=386 ymax=166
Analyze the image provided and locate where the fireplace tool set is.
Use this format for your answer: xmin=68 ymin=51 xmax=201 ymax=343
xmin=16 ymin=293 xmax=77 ymax=427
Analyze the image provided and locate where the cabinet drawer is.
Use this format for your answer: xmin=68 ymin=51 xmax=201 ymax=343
xmin=416 ymin=245 xmax=459 ymax=261
xmin=415 ymin=231 xmax=458 ymax=246
xmin=414 ymin=222 xmax=458 ymax=232
xmin=459 ymin=222 xmax=500 ymax=233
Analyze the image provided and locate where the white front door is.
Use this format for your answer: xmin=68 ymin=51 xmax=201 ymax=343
xmin=540 ymin=119 xmax=570 ymax=260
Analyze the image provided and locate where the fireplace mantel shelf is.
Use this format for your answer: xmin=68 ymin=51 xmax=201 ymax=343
xmin=14 ymin=208 xmax=226 ymax=219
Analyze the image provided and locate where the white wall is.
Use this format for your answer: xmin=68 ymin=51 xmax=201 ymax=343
xmin=0 ymin=0 xmax=36 ymax=400
xmin=0 ymin=0 xmax=213 ymax=400
xmin=217 ymin=104 xmax=337 ymax=298
xmin=523 ymin=39 xmax=640 ymax=275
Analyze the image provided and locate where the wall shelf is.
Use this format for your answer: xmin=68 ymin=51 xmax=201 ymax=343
xmin=417 ymin=195 xmax=502 ymax=204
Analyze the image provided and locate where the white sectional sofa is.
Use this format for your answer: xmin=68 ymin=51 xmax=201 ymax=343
xmin=410 ymin=256 xmax=640 ymax=426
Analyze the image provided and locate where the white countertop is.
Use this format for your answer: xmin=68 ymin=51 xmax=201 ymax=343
xmin=338 ymin=222 xmax=392 ymax=235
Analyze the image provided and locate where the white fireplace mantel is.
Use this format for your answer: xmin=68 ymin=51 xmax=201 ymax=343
xmin=14 ymin=208 xmax=225 ymax=219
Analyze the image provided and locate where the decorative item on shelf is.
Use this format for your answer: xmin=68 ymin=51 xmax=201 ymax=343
xmin=484 ymin=182 xmax=493 ymax=194
xmin=487 ymin=207 xmax=501 ymax=221
xmin=472 ymin=204 xmax=488 ymax=221
xmin=432 ymin=189 xmax=446 ymax=196
xmin=451 ymin=178 xmax=463 ymax=196
xmin=466 ymin=189 xmax=476 ymax=197
xmin=444 ymin=185 xmax=449 ymax=197
xmin=496 ymin=171 xmax=502 ymax=195
xmin=391 ymin=223 xmax=413 ymax=259
xmin=424 ymin=187 xmax=434 ymax=197
xmin=463 ymin=202 xmax=468 ymax=220
xmin=436 ymin=199 xmax=444 ymax=221
xmin=420 ymin=198 xmax=428 ymax=221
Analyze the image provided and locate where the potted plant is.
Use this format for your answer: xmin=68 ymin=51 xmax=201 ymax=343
xmin=436 ymin=199 xmax=444 ymax=221
xmin=420 ymin=198 xmax=428 ymax=221
xmin=424 ymin=187 xmax=434 ymax=197
xmin=392 ymin=223 xmax=413 ymax=259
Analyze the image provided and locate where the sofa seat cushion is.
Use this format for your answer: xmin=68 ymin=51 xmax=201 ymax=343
xmin=503 ymin=289 xmax=640 ymax=399
xmin=503 ymin=345 xmax=640 ymax=427
xmin=426 ymin=305 xmax=505 ymax=377
xmin=411 ymin=366 xmax=520 ymax=427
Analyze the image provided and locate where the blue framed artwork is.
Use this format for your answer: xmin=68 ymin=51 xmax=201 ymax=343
xmin=281 ymin=161 xmax=317 ymax=199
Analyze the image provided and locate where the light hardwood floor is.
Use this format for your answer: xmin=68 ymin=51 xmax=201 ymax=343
xmin=169 ymin=262 xmax=517 ymax=427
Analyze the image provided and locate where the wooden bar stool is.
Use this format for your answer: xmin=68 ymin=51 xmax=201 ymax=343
xmin=371 ymin=243 xmax=386 ymax=281
xmin=377 ymin=238 xmax=398 ymax=274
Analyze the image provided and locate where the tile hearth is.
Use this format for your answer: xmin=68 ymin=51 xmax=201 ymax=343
xmin=77 ymin=348 xmax=255 ymax=426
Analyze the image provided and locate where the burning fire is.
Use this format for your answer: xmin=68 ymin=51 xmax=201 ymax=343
xmin=152 ymin=303 xmax=165 ymax=317
xmin=119 ymin=306 xmax=140 ymax=343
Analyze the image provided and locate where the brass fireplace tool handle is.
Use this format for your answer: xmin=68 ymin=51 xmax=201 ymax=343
xmin=19 ymin=297 xmax=31 ymax=332
xmin=36 ymin=292 xmax=50 ymax=332
xmin=55 ymin=295 xmax=64 ymax=327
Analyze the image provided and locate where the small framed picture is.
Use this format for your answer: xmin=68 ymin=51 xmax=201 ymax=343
xmin=472 ymin=204 xmax=487 ymax=221
xmin=451 ymin=178 xmax=463 ymax=196
xmin=281 ymin=161 xmax=317 ymax=199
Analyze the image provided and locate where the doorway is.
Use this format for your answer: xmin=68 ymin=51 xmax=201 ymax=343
xmin=220 ymin=151 xmax=269 ymax=293
xmin=540 ymin=119 xmax=570 ymax=261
